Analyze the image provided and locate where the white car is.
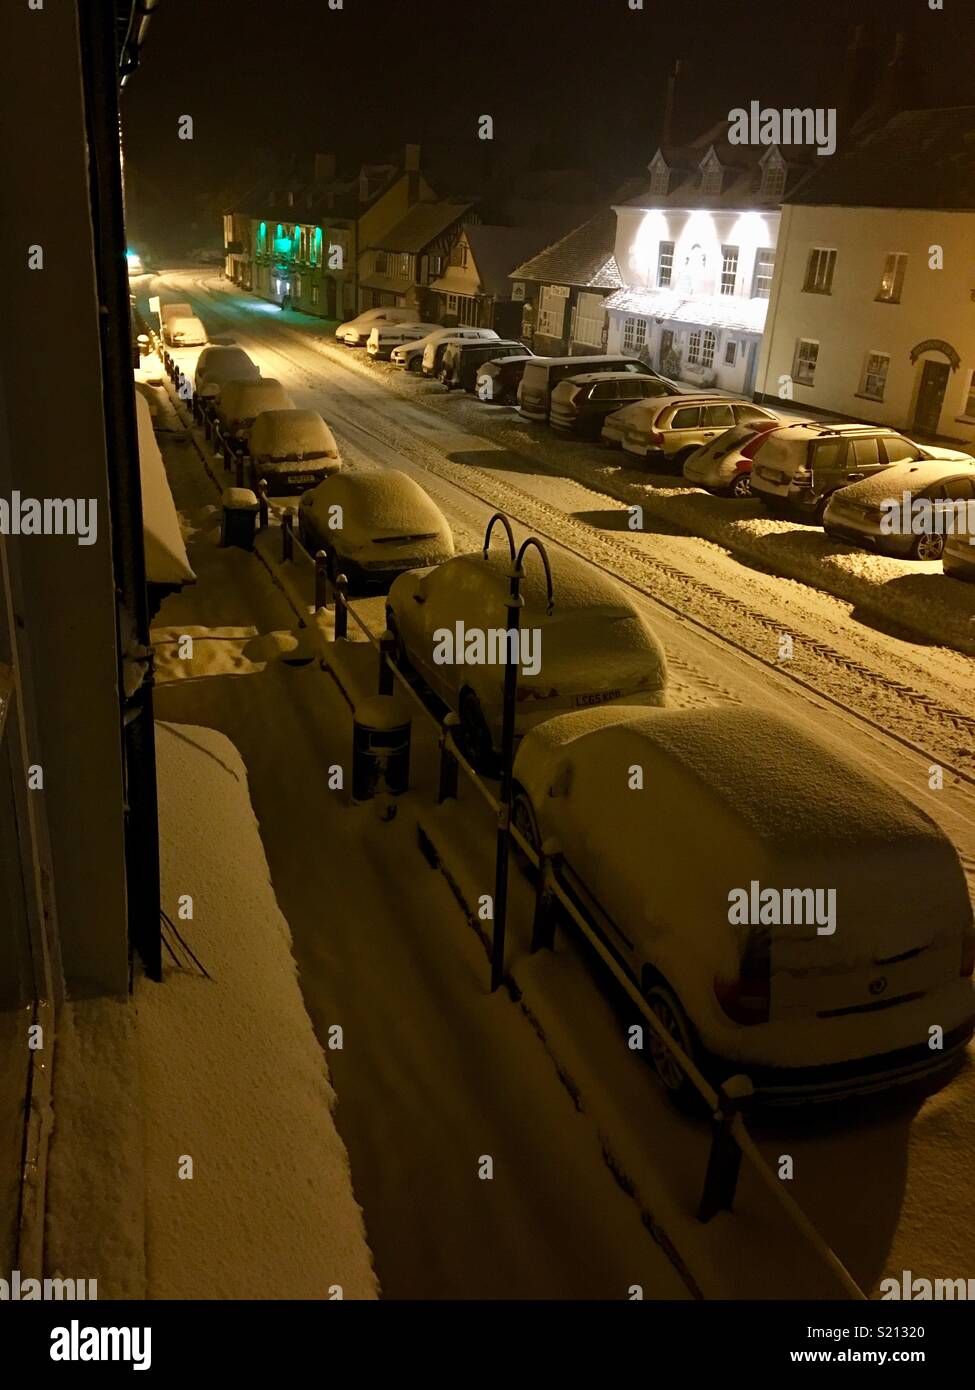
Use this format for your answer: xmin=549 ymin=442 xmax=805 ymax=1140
xmin=335 ymin=307 xmax=423 ymax=346
xmin=165 ymin=315 xmax=208 ymax=348
xmin=161 ymin=301 xmax=194 ymax=336
xmin=683 ymin=419 xmax=787 ymax=497
xmin=512 ymin=704 xmax=975 ymax=1102
xmin=391 ymin=327 xmax=499 ymax=371
xmin=367 ymin=322 xmax=443 ymax=360
xmin=217 ymin=378 xmax=293 ymax=441
xmin=386 ymin=548 xmax=667 ymax=767
xmin=249 ymin=409 xmax=341 ymax=495
xmin=298 ymin=470 xmax=454 ymax=590
xmin=193 ymin=345 xmax=260 ymax=399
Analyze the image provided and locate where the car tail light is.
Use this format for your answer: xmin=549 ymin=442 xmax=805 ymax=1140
xmin=960 ymin=925 xmax=975 ymax=977
xmin=714 ymin=929 xmax=771 ymax=1025
xmin=741 ymin=429 xmax=776 ymax=459
xmin=648 ymin=429 xmax=665 ymax=447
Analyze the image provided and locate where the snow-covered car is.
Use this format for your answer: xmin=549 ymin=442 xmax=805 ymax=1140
xmin=605 ymin=396 xmax=778 ymax=468
xmin=943 ymin=531 xmax=975 ymax=582
xmin=193 ymin=345 xmax=260 ymax=398
xmin=335 ymin=308 xmax=422 ymax=346
xmin=823 ymin=458 xmax=975 ymax=560
xmin=682 ymin=419 xmax=787 ymax=497
xmin=751 ymin=421 xmax=971 ymax=524
xmin=367 ymin=322 xmax=443 ymax=359
xmin=438 ymin=340 xmax=531 ymax=392
xmin=161 ymin=301 xmax=194 ymax=337
xmin=475 ymin=355 xmax=535 ymax=405
xmin=298 ymin=470 xmax=454 ymax=590
xmin=511 ymin=704 xmax=975 ymax=1102
xmin=386 ymin=549 xmax=667 ymax=767
xmin=248 ymin=409 xmax=342 ymax=495
xmin=165 ymin=315 xmax=208 ymax=348
xmin=518 ymin=356 xmax=668 ymax=422
xmin=217 ymin=378 xmax=293 ymax=442
xmin=391 ymin=327 xmax=498 ymax=371
xmin=550 ymin=373 xmax=678 ymax=438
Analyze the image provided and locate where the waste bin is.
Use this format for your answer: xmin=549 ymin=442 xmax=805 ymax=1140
xmin=221 ymin=487 xmax=259 ymax=550
xmin=352 ymin=695 xmax=412 ymax=803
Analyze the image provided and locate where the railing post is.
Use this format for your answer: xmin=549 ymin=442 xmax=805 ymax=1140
xmin=334 ymin=574 xmax=349 ymax=639
xmin=257 ymin=478 xmax=269 ymax=530
xmin=235 ymin=450 xmax=246 ymax=488
xmin=314 ymin=550 xmax=329 ymax=612
xmin=530 ymin=838 xmax=562 ymax=953
xmin=378 ymin=629 xmax=395 ymax=695
xmin=697 ymin=1075 xmax=754 ymax=1222
xmin=438 ymin=713 xmax=461 ymax=804
xmin=281 ymin=509 xmax=294 ymax=562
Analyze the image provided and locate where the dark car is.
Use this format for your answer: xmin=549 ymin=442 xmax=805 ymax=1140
xmin=549 ymin=372 xmax=679 ymax=437
xmin=439 ymin=340 xmax=532 ymax=392
xmin=476 ymin=354 xmax=535 ymax=405
xmin=517 ymin=354 xmax=675 ymax=422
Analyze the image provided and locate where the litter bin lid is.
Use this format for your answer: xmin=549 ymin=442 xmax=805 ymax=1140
xmin=354 ymin=694 xmax=411 ymax=731
xmin=223 ymin=487 xmax=259 ymax=509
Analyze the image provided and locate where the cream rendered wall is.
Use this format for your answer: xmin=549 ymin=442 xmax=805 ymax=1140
xmin=614 ymin=205 xmax=780 ymax=300
xmin=756 ymin=204 xmax=975 ymax=442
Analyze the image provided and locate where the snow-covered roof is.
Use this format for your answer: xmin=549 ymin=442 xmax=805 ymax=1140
xmin=370 ymin=200 xmax=472 ymax=253
xmin=509 ymin=209 xmax=623 ymax=290
xmin=134 ymin=393 xmax=195 ymax=587
xmin=602 ymin=287 xmax=769 ymax=334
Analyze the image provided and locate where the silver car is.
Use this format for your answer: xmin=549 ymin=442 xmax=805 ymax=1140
xmin=603 ymin=395 xmax=776 ymax=469
xmin=823 ymin=459 xmax=975 ymax=559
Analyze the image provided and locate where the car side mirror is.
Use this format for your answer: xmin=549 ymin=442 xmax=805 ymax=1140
xmin=412 ymin=591 xmax=425 ymax=605
xmin=548 ymin=760 xmax=573 ymax=799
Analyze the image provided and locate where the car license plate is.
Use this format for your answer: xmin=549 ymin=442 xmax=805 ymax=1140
xmin=286 ymin=474 xmax=308 ymax=485
xmin=574 ymin=688 xmax=622 ymax=708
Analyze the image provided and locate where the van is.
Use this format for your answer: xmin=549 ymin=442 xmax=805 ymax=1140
xmin=439 ymin=340 xmax=532 ymax=392
xmin=517 ymin=355 xmax=665 ymax=421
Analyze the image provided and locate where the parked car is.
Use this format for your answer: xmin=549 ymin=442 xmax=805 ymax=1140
xmin=605 ymin=396 xmax=779 ymax=468
xmin=682 ymin=419 xmax=787 ymax=497
xmin=248 ymin=409 xmax=341 ymax=495
xmin=823 ymin=459 xmax=975 ymax=559
xmin=391 ymin=327 xmax=498 ymax=371
xmin=298 ymin=470 xmax=454 ymax=591
xmin=439 ymin=340 xmax=532 ymax=392
xmin=367 ymin=322 xmax=443 ymax=360
xmin=335 ymin=307 xmax=421 ymax=346
xmin=517 ymin=355 xmax=670 ymax=422
xmin=217 ymin=378 xmax=293 ymax=442
xmin=550 ymin=373 xmax=680 ymax=438
xmin=421 ymin=333 xmax=500 ymax=377
xmin=161 ymin=301 xmax=195 ymax=341
xmin=165 ymin=315 xmax=208 ymax=348
xmin=943 ymin=531 xmax=975 ymax=583
xmin=511 ymin=704 xmax=975 ymax=1102
xmin=476 ymin=354 xmax=535 ymax=405
xmin=750 ymin=421 xmax=971 ymax=524
xmin=386 ymin=548 xmax=667 ymax=767
xmin=193 ymin=345 xmax=260 ymax=398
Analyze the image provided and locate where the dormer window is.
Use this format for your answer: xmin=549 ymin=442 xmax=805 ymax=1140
xmin=649 ymin=156 xmax=670 ymax=198
xmin=761 ymin=154 xmax=787 ymax=200
xmin=700 ymin=151 xmax=724 ymax=197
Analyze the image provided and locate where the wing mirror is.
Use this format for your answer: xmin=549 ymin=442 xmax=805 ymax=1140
xmin=548 ymin=759 xmax=573 ymax=799
xmin=412 ymin=590 xmax=425 ymax=605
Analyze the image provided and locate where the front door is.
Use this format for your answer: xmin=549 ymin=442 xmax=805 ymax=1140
xmin=659 ymin=329 xmax=674 ymax=372
xmin=913 ymin=359 xmax=950 ymax=436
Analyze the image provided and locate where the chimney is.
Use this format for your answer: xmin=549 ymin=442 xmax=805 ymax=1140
xmin=314 ymin=151 xmax=337 ymax=182
xmin=404 ymin=143 xmax=421 ymax=206
xmin=836 ymin=25 xmax=881 ymax=146
xmin=660 ymin=60 xmax=682 ymax=149
xmin=404 ymin=143 xmax=421 ymax=172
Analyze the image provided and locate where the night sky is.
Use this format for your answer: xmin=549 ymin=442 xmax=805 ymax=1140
xmin=121 ymin=0 xmax=975 ymax=256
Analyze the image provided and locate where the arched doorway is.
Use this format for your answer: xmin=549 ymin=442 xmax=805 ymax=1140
xmin=909 ymin=340 xmax=960 ymax=437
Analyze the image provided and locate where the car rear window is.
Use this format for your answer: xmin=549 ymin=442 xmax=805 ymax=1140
xmin=521 ymin=364 xmax=548 ymax=392
xmin=734 ymin=404 xmax=774 ymax=425
xmin=671 ymin=406 xmax=703 ymax=428
xmin=706 ymin=404 xmax=736 ymax=428
xmin=882 ymin=436 xmax=922 ymax=464
xmin=851 ymin=437 xmax=881 ymax=467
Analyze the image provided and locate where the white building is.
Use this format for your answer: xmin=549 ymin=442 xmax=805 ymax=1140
xmin=604 ymin=128 xmax=811 ymax=394
xmin=756 ymin=109 xmax=975 ymax=444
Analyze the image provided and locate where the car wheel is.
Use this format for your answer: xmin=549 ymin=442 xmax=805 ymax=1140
xmin=812 ymin=493 xmax=832 ymax=525
xmin=729 ymin=471 xmax=752 ymax=498
xmin=511 ymin=787 xmax=541 ymax=872
xmin=407 ymin=356 xmax=421 ymax=373
xmin=644 ymin=981 xmax=700 ymax=1108
xmin=458 ymin=688 xmax=495 ymax=771
xmin=912 ymin=531 xmax=945 ymax=561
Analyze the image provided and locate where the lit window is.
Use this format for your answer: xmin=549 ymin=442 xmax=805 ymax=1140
xmin=752 ymin=248 xmax=775 ymax=298
xmin=859 ymin=352 xmax=889 ymax=400
xmin=573 ymin=291 xmax=605 ymax=347
xmin=701 ymin=330 xmax=716 ymax=368
xmin=876 ymin=253 xmax=907 ymax=304
xmin=622 ymin=316 xmax=647 ymax=352
xmin=720 ymin=245 xmax=739 ymax=296
xmin=312 ymin=283 xmax=320 ymax=306
xmin=687 ymin=330 xmax=701 ymax=365
xmin=762 ymin=160 xmax=786 ymax=200
xmin=538 ymin=285 xmax=567 ymax=337
xmin=725 ymin=340 xmax=737 ymax=366
xmin=794 ymin=338 xmax=819 ymax=385
xmin=803 ymin=248 xmax=836 ymax=294
xmin=657 ymin=240 xmax=675 ymax=288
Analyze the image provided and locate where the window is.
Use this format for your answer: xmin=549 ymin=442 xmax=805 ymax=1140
xmin=752 ymin=248 xmax=775 ymax=298
xmin=445 ymin=293 xmax=458 ymax=313
xmin=859 ymin=352 xmax=890 ymax=401
xmin=573 ymin=291 xmax=605 ymax=347
xmin=688 ymin=330 xmax=716 ymax=368
xmin=803 ymin=247 xmax=836 ymax=294
xmin=294 ymin=274 xmax=302 ymax=297
xmin=622 ymin=316 xmax=647 ymax=352
xmin=376 ymin=250 xmax=389 ymax=274
xmin=793 ymin=338 xmax=819 ymax=385
xmin=881 ymin=436 xmax=922 ymax=464
xmin=706 ymin=404 xmax=735 ymax=428
xmin=311 ymin=283 xmax=320 ymax=307
xmin=761 ymin=160 xmax=786 ymax=200
xmin=725 ymin=340 xmax=737 ymax=366
xmin=966 ymin=371 xmax=975 ymax=418
xmin=735 ymin=404 xmax=774 ymax=425
xmin=428 ymin=254 xmax=444 ymax=277
xmin=687 ymin=330 xmax=702 ymax=365
xmin=701 ymin=161 xmax=723 ymax=196
xmin=876 ymin=253 xmax=907 ymax=304
xmin=701 ymin=330 xmax=716 ymax=368
xmin=538 ymin=285 xmax=567 ymax=338
xmin=850 ymin=438 xmax=881 ymax=469
xmin=650 ymin=162 xmax=670 ymax=197
xmin=671 ymin=406 xmax=704 ymax=428
xmin=657 ymin=240 xmax=675 ymax=288
xmin=720 ymin=245 xmax=739 ymax=296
